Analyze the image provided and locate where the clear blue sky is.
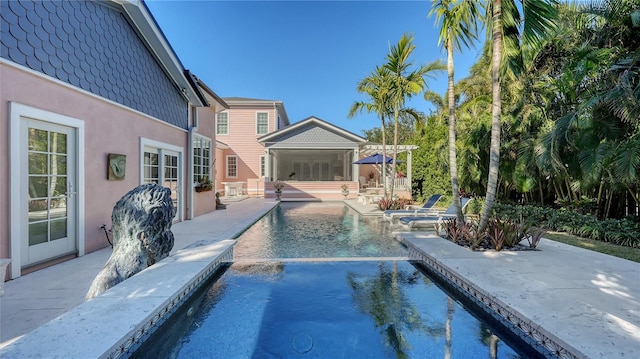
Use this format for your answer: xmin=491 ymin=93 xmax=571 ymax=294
xmin=145 ymin=0 xmax=482 ymax=136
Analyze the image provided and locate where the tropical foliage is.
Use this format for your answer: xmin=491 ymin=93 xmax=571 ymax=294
xmin=492 ymin=203 xmax=640 ymax=248
xmin=353 ymin=0 xmax=639 ymax=249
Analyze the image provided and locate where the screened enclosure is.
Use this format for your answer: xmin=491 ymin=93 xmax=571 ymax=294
xmin=269 ymin=149 xmax=354 ymax=181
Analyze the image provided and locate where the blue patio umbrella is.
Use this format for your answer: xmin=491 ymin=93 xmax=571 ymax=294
xmin=353 ymin=153 xmax=401 ymax=164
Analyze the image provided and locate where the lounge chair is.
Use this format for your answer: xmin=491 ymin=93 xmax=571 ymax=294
xmin=382 ymin=194 xmax=442 ymax=221
xmin=396 ymin=197 xmax=472 ymax=229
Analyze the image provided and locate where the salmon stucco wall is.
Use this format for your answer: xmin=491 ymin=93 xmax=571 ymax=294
xmin=215 ymin=107 xmax=275 ymax=184
xmin=1 ymin=64 xmax=189 ymax=271
xmin=193 ymin=105 xmax=217 ymax=217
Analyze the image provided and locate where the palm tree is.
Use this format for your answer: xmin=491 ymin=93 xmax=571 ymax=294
xmin=347 ymin=262 xmax=446 ymax=358
xmin=430 ymin=0 xmax=480 ymax=222
xmin=349 ymin=66 xmax=393 ymax=198
xmin=478 ymin=0 xmax=558 ymax=231
xmin=384 ymin=33 xmax=444 ymax=199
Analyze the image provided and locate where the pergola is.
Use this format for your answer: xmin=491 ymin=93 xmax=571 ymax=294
xmin=358 ymin=144 xmax=418 ymax=189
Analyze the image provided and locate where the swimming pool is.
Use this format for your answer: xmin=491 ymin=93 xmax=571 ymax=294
xmin=233 ymin=202 xmax=407 ymax=259
xmin=131 ymin=202 xmax=545 ymax=358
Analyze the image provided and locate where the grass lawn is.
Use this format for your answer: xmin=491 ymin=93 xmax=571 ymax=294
xmin=544 ymin=231 xmax=640 ymax=263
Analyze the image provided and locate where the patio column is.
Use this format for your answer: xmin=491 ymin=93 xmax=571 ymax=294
xmin=407 ymin=149 xmax=413 ymax=192
xmin=264 ymin=148 xmax=271 ymax=182
xmin=353 ymin=148 xmax=360 ymax=182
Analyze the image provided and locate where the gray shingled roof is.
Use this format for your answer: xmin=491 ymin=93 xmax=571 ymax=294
xmin=259 ymin=116 xmax=365 ymax=148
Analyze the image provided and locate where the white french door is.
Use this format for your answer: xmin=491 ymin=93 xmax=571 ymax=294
xmin=143 ymin=143 xmax=182 ymax=222
xmin=23 ymin=119 xmax=77 ymax=266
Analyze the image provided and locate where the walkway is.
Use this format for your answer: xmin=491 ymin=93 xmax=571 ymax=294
xmin=0 ymin=198 xmax=278 ymax=347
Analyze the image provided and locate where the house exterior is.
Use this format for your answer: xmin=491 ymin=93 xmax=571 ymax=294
xmin=214 ymin=97 xmax=290 ymax=197
xmin=212 ymin=98 xmax=417 ymax=201
xmin=213 ymin=103 xmax=368 ymax=200
xmin=0 ymin=0 xmax=226 ymax=279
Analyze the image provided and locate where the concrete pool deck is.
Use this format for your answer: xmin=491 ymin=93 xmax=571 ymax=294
xmin=1 ymin=197 xmax=638 ymax=358
xmin=0 ymin=198 xmax=279 ymax=349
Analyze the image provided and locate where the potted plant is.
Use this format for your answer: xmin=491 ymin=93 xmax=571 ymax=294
xmin=273 ymin=181 xmax=285 ymax=200
xmin=341 ymin=183 xmax=349 ymax=198
xmin=195 ymin=176 xmax=213 ymax=192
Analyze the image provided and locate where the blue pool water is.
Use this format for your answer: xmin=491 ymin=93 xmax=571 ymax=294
xmin=132 ymin=203 xmax=543 ymax=358
xmin=168 ymin=261 xmax=530 ymax=358
xmin=234 ymin=202 xmax=407 ymax=259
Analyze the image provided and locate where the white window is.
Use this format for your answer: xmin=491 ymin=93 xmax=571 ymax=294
xmin=256 ymin=112 xmax=269 ymax=134
xmin=193 ymin=135 xmax=211 ymax=182
xmin=226 ymin=155 xmax=237 ymax=178
xmin=216 ymin=112 xmax=229 ymax=135
xmin=260 ymin=155 xmax=265 ymax=177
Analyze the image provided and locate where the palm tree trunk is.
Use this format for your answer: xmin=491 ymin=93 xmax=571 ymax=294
xmin=605 ymin=189 xmax=613 ymax=218
xmin=446 ymin=37 xmax=463 ymax=222
xmin=381 ymin=115 xmax=388 ymax=198
xmin=564 ymin=177 xmax=575 ymax=202
xmin=479 ymin=0 xmax=503 ymax=232
xmin=390 ymin=105 xmax=399 ymax=200
xmin=445 ymin=297 xmax=453 ymax=359
xmin=554 ymin=180 xmax=565 ymax=201
xmin=597 ymin=181 xmax=604 ymax=218
xmin=489 ymin=334 xmax=498 ymax=359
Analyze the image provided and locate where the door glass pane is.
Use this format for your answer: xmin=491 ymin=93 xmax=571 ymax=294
xmin=28 ymin=176 xmax=48 ymax=198
xmin=50 ymin=197 xmax=67 ymax=219
xmin=29 ymin=222 xmax=48 ymax=245
xmin=144 ymin=152 xmax=159 ymax=184
xmin=28 ymin=128 xmax=47 ymax=151
xmin=29 ymin=153 xmax=48 ymax=174
xmin=51 ymin=176 xmax=66 ymax=196
xmin=50 ymin=154 xmax=67 ymax=175
xmin=28 ymin=200 xmax=49 ymax=222
xmin=50 ymin=219 xmax=67 ymax=241
xmin=50 ymin=132 xmax=67 ymax=153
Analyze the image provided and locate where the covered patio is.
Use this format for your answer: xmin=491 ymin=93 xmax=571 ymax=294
xmin=257 ymin=117 xmax=417 ymax=200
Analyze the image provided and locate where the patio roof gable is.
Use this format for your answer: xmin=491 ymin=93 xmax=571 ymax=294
xmin=258 ymin=116 xmax=366 ymax=146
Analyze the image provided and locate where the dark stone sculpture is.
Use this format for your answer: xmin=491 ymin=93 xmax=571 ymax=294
xmin=86 ymin=183 xmax=175 ymax=300
xmin=215 ymin=192 xmax=226 ymax=209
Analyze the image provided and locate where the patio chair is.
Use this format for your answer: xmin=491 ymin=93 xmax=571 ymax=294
xmin=382 ymin=194 xmax=442 ymax=221
xmin=358 ymin=176 xmax=368 ymax=190
xmin=396 ymin=197 xmax=472 ymax=229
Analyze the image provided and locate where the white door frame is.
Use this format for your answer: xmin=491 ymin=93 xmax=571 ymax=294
xmin=10 ymin=102 xmax=85 ymax=279
xmin=139 ymin=138 xmax=184 ymax=222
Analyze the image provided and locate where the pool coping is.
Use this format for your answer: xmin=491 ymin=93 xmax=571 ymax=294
xmin=398 ymin=233 xmax=591 ymax=359
xmin=0 ymin=240 xmax=236 ymax=359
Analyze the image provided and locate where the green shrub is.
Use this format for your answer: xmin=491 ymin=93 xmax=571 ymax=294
xmin=492 ymin=203 xmax=640 ymax=248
